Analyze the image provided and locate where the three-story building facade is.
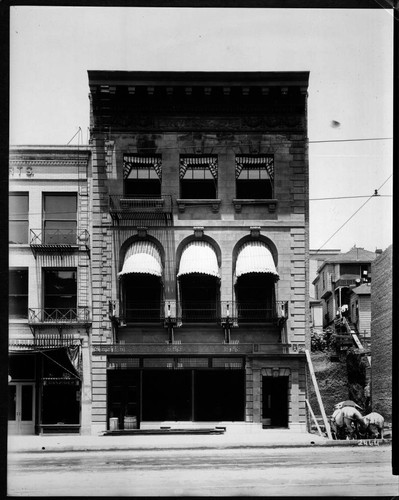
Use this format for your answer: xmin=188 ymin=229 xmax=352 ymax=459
xmin=88 ymin=71 xmax=311 ymax=433
xmin=9 ymin=146 xmax=92 ymax=435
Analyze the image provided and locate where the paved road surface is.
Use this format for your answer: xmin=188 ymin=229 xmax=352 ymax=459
xmin=8 ymin=446 xmax=398 ymax=496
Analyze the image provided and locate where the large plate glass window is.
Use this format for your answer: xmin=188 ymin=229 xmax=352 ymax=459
xmin=9 ymin=193 xmax=29 ymax=244
xmin=180 ymin=155 xmax=218 ymax=199
xmin=43 ymin=193 xmax=77 ymax=244
xmin=9 ymin=269 xmax=28 ymax=319
xmin=235 ymin=155 xmax=274 ymax=199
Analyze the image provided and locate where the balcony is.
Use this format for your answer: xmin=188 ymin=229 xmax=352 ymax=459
xmin=30 ymin=229 xmax=90 ymax=257
xmin=28 ymin=307 xmax=91 ymax=333
xmin=109 ymin=195 xmax=173 ymax=225
xmin=110 ymin=300 xmax=289 ymax=326
xmin=9 ymin=334 xmax=82 ymax=351
xmin=92 ymin=342 xmax=291 ymax=356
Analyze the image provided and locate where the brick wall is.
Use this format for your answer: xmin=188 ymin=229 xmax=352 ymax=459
xmin=371 ymin=245 xmax=392 ymax=421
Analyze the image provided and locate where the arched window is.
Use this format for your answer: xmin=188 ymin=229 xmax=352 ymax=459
xmin=177 ymin=241 xmax=220 ymax=322
xmin=119 ymin=241 xmax=163 ymax=322
xmin=234 ymin=241 xmax=279 ymax=322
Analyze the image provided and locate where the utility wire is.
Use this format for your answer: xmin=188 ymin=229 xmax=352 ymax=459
xmin=309 ymin=137 xmax=392 ymax=144
xmin=313 ymin=175 xmax=393 ymax=254
xmin=310 ymin=194 xmax=392 ymax=201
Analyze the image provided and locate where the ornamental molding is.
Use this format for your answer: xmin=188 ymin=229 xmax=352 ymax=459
xmin=9 ymin=159 xmax=89 ymax=167
xmin=95 ymin=114 xmax=304 ymax=132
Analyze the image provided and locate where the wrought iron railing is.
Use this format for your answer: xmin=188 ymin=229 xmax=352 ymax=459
xmin=110 ymin=300 xmax=289 ymax=325
xmin=93 ymin=342 xmax=292 ymax=355
xmin=109 ymin=195 xmax=173 ymax=213
xmin=9 ymin=334 xmax=81 ymax=350
xmin=30 ymin=228 xmax=90 ymax=246
xmin=28 ymin=307 xmax=90 ymax=324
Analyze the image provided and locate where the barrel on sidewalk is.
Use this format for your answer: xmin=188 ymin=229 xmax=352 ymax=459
xmin=124 ymin=416 xmax=137 ymax=430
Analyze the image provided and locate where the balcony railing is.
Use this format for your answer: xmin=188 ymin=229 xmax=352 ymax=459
xmin=110 ymin=300 xmax=289 ymax=325
xmin=109 ymin=195 xmax=173 ymax=224
xmin=28 ymin=307 xmax=91 ymax=325
xmin=30 ymin=229 xmax=90 ymax=255
xmin=9 ymin=335 xmax=81 ymax=350
xmin=93 ymin=342 xmax=292 ymax=356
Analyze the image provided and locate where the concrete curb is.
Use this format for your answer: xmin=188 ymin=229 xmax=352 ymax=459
xmin=8 ymin=438 xmax=391 ymax=454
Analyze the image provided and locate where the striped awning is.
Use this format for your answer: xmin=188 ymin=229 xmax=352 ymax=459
xmin=119 ymin=241 xmax=162 ymax=278
xmin=235 ymin=241 xmax=279 ymax=281
xmin=177 ymin=241 xmax=220 ymax=278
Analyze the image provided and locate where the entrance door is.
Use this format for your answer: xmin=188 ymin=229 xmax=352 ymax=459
xmin=8 ymin=383 xmax=35 ymax=434
xmin=262 ymin=376 xmax=289 ymax=428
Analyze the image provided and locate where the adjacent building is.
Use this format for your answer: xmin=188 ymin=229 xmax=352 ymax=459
xmin=371 ymin=245 xmax=392 ymax=421
xmin=312 ymin=246 xmax=378 ymax=334
xmin=8 ymin=146 xmax=92 ymax=434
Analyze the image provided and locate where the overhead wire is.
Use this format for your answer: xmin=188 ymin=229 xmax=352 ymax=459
xmin=313 ymin=175 xmax=393 ymax=254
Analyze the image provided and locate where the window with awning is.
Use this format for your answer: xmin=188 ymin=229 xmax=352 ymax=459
xmin=123 ymin=154 xmax=162 ymax=196
xmin=235 ymin=155 xmax=274 ymax=199
xmin=119 ymin=241 xmax=162 ymax=278
xmin=235 ymin=241 xmax=279 ymax=281
xmin=179 ymin=155 xmax=218 ymax=199
xmin=177 ymin=241 xmax=220 ymax=278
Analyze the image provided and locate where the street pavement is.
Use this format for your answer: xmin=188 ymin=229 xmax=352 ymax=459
xmin=8 ymin=428 xmax=391 ymax=453
xmin=7 ymin=445 xmax=397 ymax=496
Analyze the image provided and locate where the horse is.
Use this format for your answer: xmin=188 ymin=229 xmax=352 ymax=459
xmin=359 ymin=412 xmax=385 ymax=439
xmin=330 ymin=406 xmax=364 ymax=440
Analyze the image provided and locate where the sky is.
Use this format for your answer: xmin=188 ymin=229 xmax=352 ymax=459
xmin=9 ymin=6 xmax=393 ymax=253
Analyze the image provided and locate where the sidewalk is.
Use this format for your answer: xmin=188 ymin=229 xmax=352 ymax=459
xmin=7 ymin=430 xmax=391 ymax=453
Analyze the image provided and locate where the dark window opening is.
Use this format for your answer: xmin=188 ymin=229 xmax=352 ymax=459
xmin=9 ymin=269 xmax=28 ymax=319
xmin=43 ymin=269 xmax=77 ymax=319
xmin=123 ymin=273 xmax=162 ymax=322
xmin=41 ymin=386 xmax=80 ymax=424
xmin=179 ymin=274 xmax=219 ymax=322
xmin=124 ymin=179 xmax=161 ymax=196
xmin=235 ymin=273 xmax=276 ymax=322
xmin=180 ymin=179 xmax=216 ymax=199
xmin=194 ymin=370 xmax=245 ymax=421
xmin=43 ymin=194 xmax=77 ymax=244
xmin=236 ymin=179 xmax=273 ymax=199
xmin=9 ymin=193 xmax=29 ymax=244
xmin=8 ymin=354 xmax=36 ymax=380
xmin=142 ymin=370 xmax=192 ymax=421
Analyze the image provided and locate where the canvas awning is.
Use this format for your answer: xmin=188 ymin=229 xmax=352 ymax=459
xmin=235 ymin=241 xmax=279 ymax=281
xmin=119 ymin=241 xmax=162 ymax=278
xmin=177 ymin=241 xmax=220 ymax=278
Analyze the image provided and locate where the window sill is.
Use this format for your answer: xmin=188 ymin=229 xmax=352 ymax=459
xmin=177 ymin=199 xmax=221 ymax=213
xmin=232 ymin=199 xmax=278 ymax=213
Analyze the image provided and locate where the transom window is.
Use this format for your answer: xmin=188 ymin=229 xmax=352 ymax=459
xmin=123 ymin=155 xmax=162 ymax=196
xmin=235 ymin=155 xmax=274 ymax=199
xmin=43 ymin=194 xmax=77 ymax=244
xmin=9 ymin=193 xmax=29 ymax=244
xmin=180 ymin=155 xmax=218 ymax=199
